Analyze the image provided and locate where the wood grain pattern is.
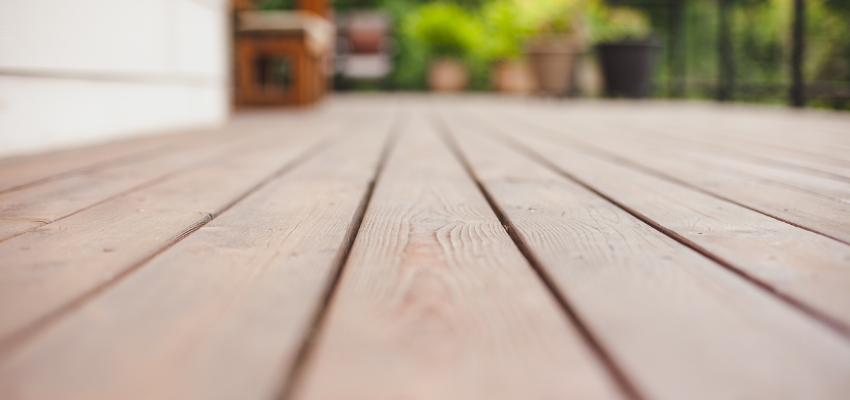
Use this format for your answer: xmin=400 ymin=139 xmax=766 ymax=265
xmin=0 ymin=118 xmax=341 ymax=342
xmin=576 ymin=110 xmax=850 ymax=187
xmin=460 ymin=113 xmax=850 ymax=332
xmin=499 ymin=109 xmax=850 ymax=244
xmin=0 ymin=116 xmax=394 ymax=400
xmin=0 ymin=95 xmax=848 ymax=399
xmin=443 ymin=115 xmax=850 ymax=400
xmin=0 ymin=114 xmax=349 ymax=241
xmin=0 ymin=130 xmax=188 ymax=193
xmin=291 ymin=117 xmax=625 ymax=400
xmin=0 ymin=131 xmax=265 ymax=241
xmin=0 ymin=109 xmax=323 ymax=194
xmin=530 ymin=104 xmax=850 ymax=181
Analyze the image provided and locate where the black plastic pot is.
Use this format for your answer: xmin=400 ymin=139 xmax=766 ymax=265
xmin=597 ymin=39 xmax=660 ymax=98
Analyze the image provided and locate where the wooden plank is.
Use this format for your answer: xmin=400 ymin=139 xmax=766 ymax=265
xmin=0 ymin=114 xmax=350 ymax=241
xmin=688 ymin=107 xmax=850 ymax=149
xmin=497 ymin=110 xmax=850 ymax=245
xmin=443 ymin=115 xmax=850 ymax=400
xmin=527 ymin=115 xmax=850 ymax=204
xmin=535 ymin=105 xmax=850 ymax=180
xmin=0 ymin=116 xmax=394 ymax=400
xmin=0 ymin=130 xmax=189 ymax=193
xmin=291 ymin=117 xmax=625 ymax=400
xmin=0 ymin=117 xmax=345 ymax=342
xmin=456 ymin=113 xmax=850 ymax=332
xmin=653 ymin=148 xmax=850 ymax=203
xmin=0 ymin=133 xmax=264 ymax=241
xmin=0 ymin=109 xmax=319 ymax=194
xmin=599 ymin=112 xmax=850 ymax=182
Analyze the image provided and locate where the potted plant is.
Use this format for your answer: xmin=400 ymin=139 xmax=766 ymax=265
xmin=480 ymin=0 xmax=537 ymax=94
xmin=404 ymin=3 xmax=483 ymax=92
xmin=589 ymin=4 xmax=658 ymax=97
xmin=521 ymin=0 xmax=587 ymax=96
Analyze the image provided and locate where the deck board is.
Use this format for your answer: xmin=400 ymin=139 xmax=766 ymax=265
xmin=0 ymin=125 xmax=278 ymax=241
xmin=0 ymin=117 xmax=341 ymax=342
xmin=444 ymin=115 xmax=850 ymax=400
xmin=0 ymin=125 xmax=224 ymax=195
xmin=506 ymin=111 xmax=850 ymax=244
xmin=291 ymin=117 xmax=625 ymax=400
xmin=0 ymin=95 xmax=849 ymax=400
xmin=0 ymin=113 xmax=357 ymax=242
xmin=0 ymin=115 xmax=393 ymax=400
xmin=465 ymin=113 xmax=850 ymax=333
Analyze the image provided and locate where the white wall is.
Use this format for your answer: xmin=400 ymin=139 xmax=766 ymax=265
xmin=0 ymin=0 xmax=230 ymax=157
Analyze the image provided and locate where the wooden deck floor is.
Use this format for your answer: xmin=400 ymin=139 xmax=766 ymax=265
xmin=1 ymin=95 xmax=849 ymax=400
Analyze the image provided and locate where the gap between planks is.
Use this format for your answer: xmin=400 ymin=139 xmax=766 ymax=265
xmin=288 ymin=115 xmax=628 ymax=400
xmin=461 ymin=111 xmax=850 ymax=339
xmin=0 ymin=113 xmax=398 ymax=400
xmin=496 ymin=109 xmax=850 ymax=247
xmin=0 ymin=118 xmax=358 ymax=355
xmin=275 ymin=118 xmax=401 ymax=400
xmin=0 ymin=116 xmax=357 ymax=243
xmin=433 ymin=116 xmax=645 ymax=400
xmin=439 ymin=111 xmax=850 ymax=400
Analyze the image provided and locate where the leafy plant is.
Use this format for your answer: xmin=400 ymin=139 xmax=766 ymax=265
xmin=479 ymin=0 xmax=536 ymax=60
xmin=518 ymin=0 xmax=587 ymax=36
xmin=403 ymin=2 xmax=484 ymax=59
xmin=333 ymin=0 xmax=384 ymax=12
xmin=588 ymin=3 xmax=652 ymax=43
xmin=256 ymin=0 xmax=295 ymax=11
xmin=825 ymin=0 xmax=850 ymax=12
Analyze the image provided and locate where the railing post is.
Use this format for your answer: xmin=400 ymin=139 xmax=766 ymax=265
xmin=790 ymin=0 xmax=806 ymax=107
xmin=717 ymin=0 xmax=734 ymax=101
xmin=668 ymin=0 xmax=686 ymax=97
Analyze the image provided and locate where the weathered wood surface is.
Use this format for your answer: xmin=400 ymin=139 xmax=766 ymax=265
xmin=0 ymin=125 xmax=278 ymax=241
xmin=494 ymin=107 xmax=850 ymax=244
xmin=0 ymin=115 xmax=393 ymax=400
xmin=291 ymin=118 xmax=624 ymax=400
xmin=459 ymin=112 xmax=850 ymax=332
xmin=0 ymin=95 xmax=849 ymax=400
xmin=0 ymin=115 xmax=347 ymax=342
xmin=442 ymin=115 xmax=850 ymax=400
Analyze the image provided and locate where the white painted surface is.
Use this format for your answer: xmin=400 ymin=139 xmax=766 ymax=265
xmin=0 ymin=0 xmax=229 ymax=158
xmin=0 ymin=76 xmax=227 ymax=155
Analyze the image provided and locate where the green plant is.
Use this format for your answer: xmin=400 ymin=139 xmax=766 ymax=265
xmin=479 ymin=0 xmax=536 ymax=60
xmin=588 ymin=3 xmax=652 ymax=43
xmin=403 ymin=2 xmax=484 ymax=59
xmin=518 ymin=0 xmax=586 ymax=36
xmin=334 ymin=0 xmax=384 ymax=12
xmin=256 ymin=0 xmax=295 ymax=11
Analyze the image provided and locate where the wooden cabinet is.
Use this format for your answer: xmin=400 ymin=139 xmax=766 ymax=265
xmin=232 ymin=1 xmax=333 ymax=106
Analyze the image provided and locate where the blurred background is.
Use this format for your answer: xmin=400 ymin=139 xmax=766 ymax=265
xmin=0 ymin=0 xmax=848 ymax=157
xmin=327 ymin=0 xmax=849 ymax=106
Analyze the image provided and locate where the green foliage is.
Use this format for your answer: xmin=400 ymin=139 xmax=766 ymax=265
xmin=672 ymin=0 xmax=849 ymax=104
xmin=403 ymin=2 xmax=484 ymax=58
xmin=333 ymin=0 xmax=383 ymax=12
xmin=257 ymin=0 xmax=295 ymax=11
xmin=825 ymin=0 xmax=850 ymax=12
xmin=588 ymin=3 xmax=652 ymax=43
xmin=805 ymin=0 xmax=850 ymax=82
xmin=479 ymin=0 xmax=536 ymax=60
xmin=732 ymin=0 xmax=787 ymax=85
xmin=518 ymin=0 xmax=586 ymax=35
xmin=372 ymin=0 xmax=428 ymax=90
xmin=344 ymin=0 xmax=850 ymax=101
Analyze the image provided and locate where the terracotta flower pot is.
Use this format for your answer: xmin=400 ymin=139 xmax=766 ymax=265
xmin=525 ymin=35 xmax=579 ymax=97
xmin=491 ymin=59 xmax=537 ymax=94
xmin=428 ymin=59 xmax=469 ymax=92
